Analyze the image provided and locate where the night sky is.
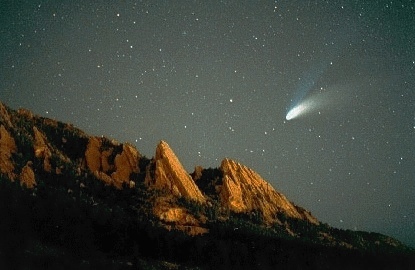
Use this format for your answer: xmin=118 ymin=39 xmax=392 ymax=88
xmin=1 ymin=1 xmax=414 ymax=246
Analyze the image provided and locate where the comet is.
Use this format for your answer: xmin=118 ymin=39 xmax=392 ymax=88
xmin=286 ymin=104 xmax=305 ymax=121
xmin=285 ymin=27 xmax=353 ymax=121
xmin=285 ymin=99 xmax=315 ymax=121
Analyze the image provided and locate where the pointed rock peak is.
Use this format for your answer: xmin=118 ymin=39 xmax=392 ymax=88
xmin=221 ymin=158 xmax=254 ymax=175
xmin=149 ymin=140 xmax=205 ymax=203
xmin=219 ymin=158 xmax=319 ymax=225
xmin=155 ymin=140 xmax=174 ymax=159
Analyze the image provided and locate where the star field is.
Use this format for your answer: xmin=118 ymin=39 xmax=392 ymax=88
xmin=1 ymin=1 xmax=414 ymax=246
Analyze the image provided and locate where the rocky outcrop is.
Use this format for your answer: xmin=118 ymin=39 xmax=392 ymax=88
xmin=111 ymin=143 xmax=140 ymax=188
xmin=0 ymin=102 xmax=13 ymax=128
xmin=146 ymin=141 xmax=205 ymax=203
xmin=0 ymin=125 xmax=17 ymax=180
xmin=145 ymin=142 xmax=207 ymax=234
xmin=219 ymin=158 xmax=319 ymax=225
xmin=1 ymin=101 xmax=318 ymax=231
xmin=17 ymin=108 xmax=35 ymax=122
xmin=19 ymin=161 xmax=36 ymax=188
xmin=153 ymin=197 xmax=208 ymax=235
xmin=85 ymin=137 xmax=102 ymax=172
xmin=33 ymin=127 xmax=52 ymax=172
xmin=191 ymin=165 xmax=204 ymax=181
xmin=85 ymin=137 xmax=140 ymax=189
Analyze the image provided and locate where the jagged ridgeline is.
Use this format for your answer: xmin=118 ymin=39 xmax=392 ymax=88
xmin=0 ymin=101 xmax=413 ymax=269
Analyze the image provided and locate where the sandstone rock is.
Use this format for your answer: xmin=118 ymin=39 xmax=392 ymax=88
xmin=17 ymin=108 xmax=34 ymax=121
xmin=157 ymin=207 xmax=208 ymax=235
xmin=111 ymin=143 xmax=140 ymax=188
xmin=19 ymin=161 xmax=36 ymax=188
xmin=219 ymin=158 xmax=319 ymax=225
xmin=85 ymin=137 xmax=102 ymax=172
xmin=129 ymin=180 xmax=135 ymax=189
xmin=93 ymin=171 xmax=113 ymax=186
xmin=41 ymin=118 xmax=59 ymax=128
xmin=191 ymin=165 xmax=204 ymax=181
xmin=0 ymin=125 xmax=17 ymax=180
xmin=153 ymin=196 xmax=208 ymax=235
xmin=0 ymin=102 xmax=13 ymax=128
xmin=33 ymin=127 xmax=52 ymax=172
xmin=85 ymin=137 xmax=140 ymax=188
xmin=146 ymin=141 xmax=205 ymax=203
xmin=101 ymin=149 xmax=114 ymax=172
xmin=157 ymin=206 xmax=199 ymax=225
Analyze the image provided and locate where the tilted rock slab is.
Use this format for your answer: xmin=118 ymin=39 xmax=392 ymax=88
xmin=220 ymin=158 xmax=319 ymax=225
xmin=146 ymin=140 xmax=205 ymax=203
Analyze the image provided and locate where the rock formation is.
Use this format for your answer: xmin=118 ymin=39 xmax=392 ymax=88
xmin=0 ymin=102 xmax=13 ymax=128
xmin=111 ymin=143 xmax=140 ymax=187
xmin=85 ymin=137 xmax=141 ymax=189
xmin=153 ymin=197 xmax=208 ymax=235
xmin=219 ymin=158 xmax=319 ymax=225
xmin=19 ymin=161 xmax=36 ymax=188
xmin=1 ymin=100 xmax=413 ymax=257
xmin=146 ymin=140 xmax=205 ymax=203
xmin=0 ymin=101 xmax=319 ymax=231
xmin=0 ymin=125 xmax=17 ymax=180
xmin=144 ymin=141 xmax=208 ymax=234
xmin=33 ymin=127 xmax=53 ymax=172
xmin=85 ymin=137 xmax=102 ymax=172
xmin=2 ymin=100 xmax=320 ymax=227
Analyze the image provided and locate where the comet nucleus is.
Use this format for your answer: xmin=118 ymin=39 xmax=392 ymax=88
xmin=285 ymin=99 xmax=315 ymax=121
xmin=286 ymin=104 xmax=305 ymax=120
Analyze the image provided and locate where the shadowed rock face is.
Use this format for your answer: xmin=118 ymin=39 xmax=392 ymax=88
xmin=146 ymin=140 xmax=206 ymax=203
xmin=220 ymin=158 xmax=319 ymax=225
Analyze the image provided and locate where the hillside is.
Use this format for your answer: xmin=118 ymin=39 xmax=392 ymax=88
xmin=0 ymin=101 xmax=414 ymax=269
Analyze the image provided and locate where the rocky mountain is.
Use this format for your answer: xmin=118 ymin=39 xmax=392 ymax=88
xmin=0 ymin=101 xmax=413 ymax=269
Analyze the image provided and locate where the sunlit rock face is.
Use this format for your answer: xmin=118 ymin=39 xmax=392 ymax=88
xmin=219 ymin=158 xmax=319 ymax=225
xmin=19 ymin=161 xmax=36 ymax=188
xmin=0 ymin=102 xmax=13 ymax=128
xmin=111 ymin=143 xmax=140 ymax=187
xmin=0 ymin=125 xmax=17 ymax=180
xmin=33 ymin=127 xmax=53 ymax=173
xmin=146 ymin=140 xmax=206 ymax=203
xmin=145 ymin=141 xmax=207 ymax=235
xmin=85 ymin=137 xmax=141 ymax=189
xmin=85 ymin=137 xmax=102 ymax=173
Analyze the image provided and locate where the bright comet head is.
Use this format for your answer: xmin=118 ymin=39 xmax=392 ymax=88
xmin=286 ymin=104 xmax=305 ymax=120
xmin=286 ymin=99 xmax=315 ymax=121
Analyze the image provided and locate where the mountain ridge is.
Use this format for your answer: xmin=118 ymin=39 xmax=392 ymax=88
xmin=0 ymin=101 xmax=413 ymax=269
xmin=0 ymin=100 xmax=321 ymax=233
